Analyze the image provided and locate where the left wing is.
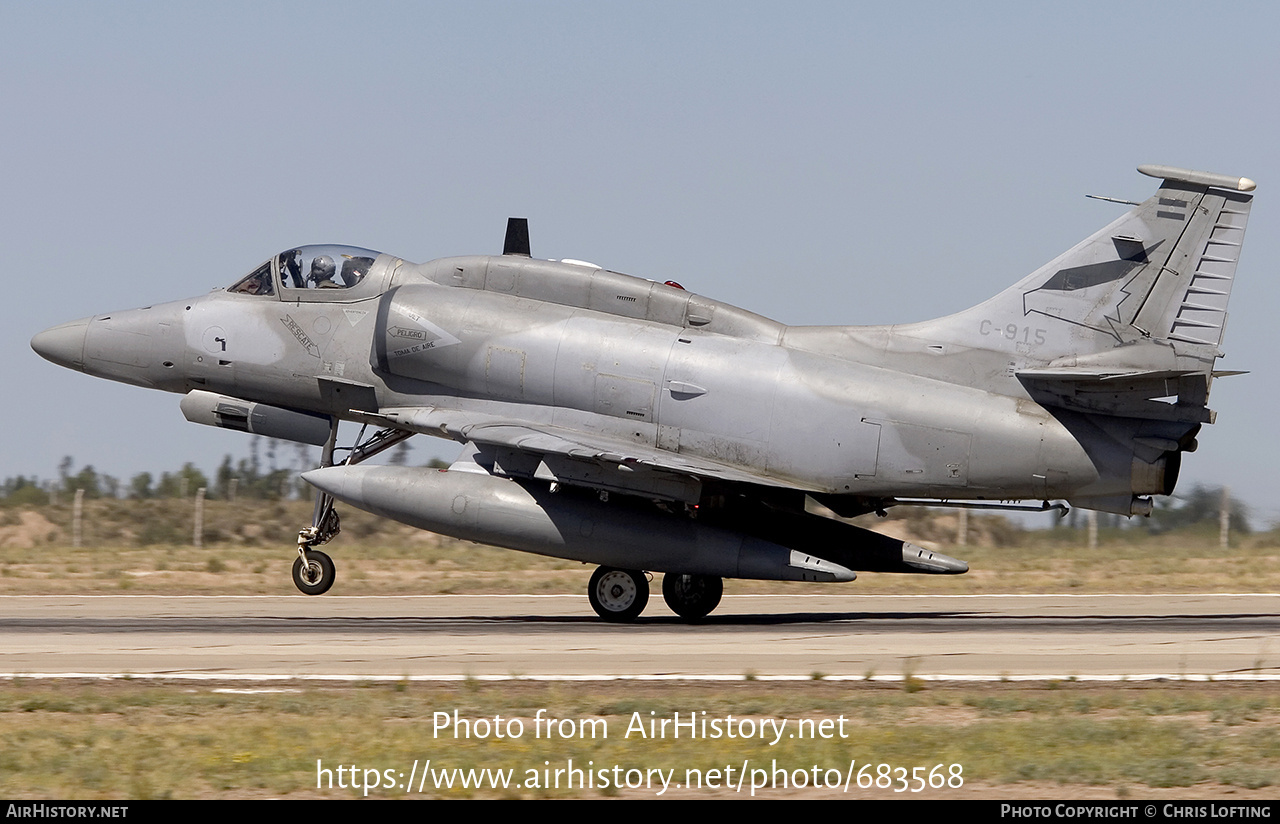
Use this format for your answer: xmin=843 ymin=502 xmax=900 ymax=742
xmin=364 ymin=406 xmax=813 ymax=503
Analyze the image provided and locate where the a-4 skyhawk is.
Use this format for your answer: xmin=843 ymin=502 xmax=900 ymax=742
xmin=31 ymin=165 xmax=1255 ymax=621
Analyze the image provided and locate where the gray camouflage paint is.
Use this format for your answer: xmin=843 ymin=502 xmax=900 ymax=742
xmin=31 ymin=165 xmax=1254 ymax=590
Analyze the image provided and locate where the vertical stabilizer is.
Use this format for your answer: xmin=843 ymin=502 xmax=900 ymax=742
xmin=935 ymin=166 xmax=1254 ymax=363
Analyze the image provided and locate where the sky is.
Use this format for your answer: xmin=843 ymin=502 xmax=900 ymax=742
xmin=5 ymin=2 xmax=1279 ymax=526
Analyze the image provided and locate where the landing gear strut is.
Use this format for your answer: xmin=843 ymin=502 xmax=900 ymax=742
xmin=292 ymin=418 xmax=414 ymax=595
xmin=588 ymin=566 xmax=649 ymax=622
xmin=662 ymin=573 xmax=723 ymax=620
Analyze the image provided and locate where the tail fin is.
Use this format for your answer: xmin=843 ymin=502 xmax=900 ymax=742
xmin=940 ymin=165 xmax=1254 ymax=363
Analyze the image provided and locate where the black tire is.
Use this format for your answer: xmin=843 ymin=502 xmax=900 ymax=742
xmin=662 ymin=573 xmax=723 ymax=620
xmin=292 ymin=550 xmax=335 ymax=595
xmin=587 ymin=566 xmax=649 ymax=623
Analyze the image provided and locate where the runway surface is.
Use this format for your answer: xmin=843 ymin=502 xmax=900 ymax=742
xmin=3 ymin=593 xmax=1279 ymax=681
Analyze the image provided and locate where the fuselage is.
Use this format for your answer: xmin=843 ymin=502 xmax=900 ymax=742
xmin=33 ymin=250 xmax=1111 ymax=504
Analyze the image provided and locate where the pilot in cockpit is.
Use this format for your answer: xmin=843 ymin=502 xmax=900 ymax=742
xmin=308 ymin=255 xmax=340 ymax=288
xmin=228 ymin=262 xmax=274 ymax=296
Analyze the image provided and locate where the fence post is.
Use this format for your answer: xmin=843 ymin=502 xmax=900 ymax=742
xmin=1219 ymin=486 xmax=1230 ymax=549
xmin=72 ymin=488 xmax=84 ymax=548
xmin=194 ymin=487 xmax=206 ymax=548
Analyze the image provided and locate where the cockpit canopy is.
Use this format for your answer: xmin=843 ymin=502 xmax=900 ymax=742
xmin=277 ymin=245 xmax=380 ymax=290
xmin=229 ymin=245 xmax=384 ymax=297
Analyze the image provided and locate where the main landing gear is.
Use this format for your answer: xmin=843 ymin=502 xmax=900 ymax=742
xmin=292 ymin=419 xmax=414 ymax=596
xmin=588 ymin=567 xmax=649 ymax=622
xmin=586 ymin=566 xmax=725 ymax=622
xmin=662 ymin=572 xmax=723 ymax=620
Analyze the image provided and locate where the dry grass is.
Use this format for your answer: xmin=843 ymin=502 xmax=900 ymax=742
xmin=1 ymin=500 xmax=1277 ymax=596
xmin=4 ymin=501 xmax=1280 ymax=799
xmin=1 ymin=680 xmax=1278 ymax=799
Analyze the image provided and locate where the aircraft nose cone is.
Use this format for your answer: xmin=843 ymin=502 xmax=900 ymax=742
xmin=31 ymin=319 xmax=89 ymax=371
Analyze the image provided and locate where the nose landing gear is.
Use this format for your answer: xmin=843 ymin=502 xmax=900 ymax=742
xmin=292 ymin=548 xmax=335 ymax=595
xmin=290 ymin=418 xmax=414 ymax=595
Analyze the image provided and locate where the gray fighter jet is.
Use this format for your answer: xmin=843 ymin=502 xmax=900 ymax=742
xmin=31 ymin=165 xmax=1255 ymax=621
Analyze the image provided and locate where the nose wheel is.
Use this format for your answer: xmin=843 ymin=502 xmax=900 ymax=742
xmin=294 ymin=504 xmax=339 ymax=595
xmin=290 ymin=420 xmax=415 ymax=597
xmin=292 ymin=549 xmax=335 ymax=595
xmin=587 ymin=566 xmax=649 ymax=622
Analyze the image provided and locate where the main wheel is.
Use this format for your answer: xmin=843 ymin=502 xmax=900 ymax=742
xmin=662 ymin=573 xmax=723 ymax=620
xmin=292 ymin=550 xmax=335 ymax=595
xmin=587 ymin=566 xmax=649 ymax=622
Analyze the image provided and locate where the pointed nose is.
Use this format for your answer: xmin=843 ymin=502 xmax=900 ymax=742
xmin=31 ymin=318 xmax=89 ymax=371
xmin=302 ymin=465 xmax=359 ymax=502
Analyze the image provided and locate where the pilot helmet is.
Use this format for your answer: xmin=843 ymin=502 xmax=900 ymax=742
xmin=309 ymin=255 xmax=336 ymax=282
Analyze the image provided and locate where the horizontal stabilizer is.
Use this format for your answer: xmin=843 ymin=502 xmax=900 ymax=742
xmin=1016 ymin=367 xmax=1196 ymax=383
xmin=1017 ymin=368 xmax=1213 ymax=424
